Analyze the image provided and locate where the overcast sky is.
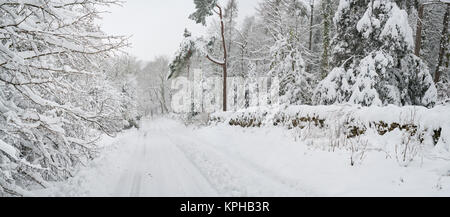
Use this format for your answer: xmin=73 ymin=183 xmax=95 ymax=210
xmin=99 ymin=0 xmax=261 ymax=62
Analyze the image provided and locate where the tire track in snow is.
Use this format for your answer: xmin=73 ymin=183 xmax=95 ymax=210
xmin=112 ymin=141 xmax=138 ymax=197
xmin=191 ymin=131 xmax=318 ymax=196
xmin=72 ymin=118 xmax=313 ymax=197
xmin=129 ymin=141 xmax=147 ymax=197
xmin=145 ymin=126 xmax=219 ymax=197
xmin=119 ymin=122 xmax=218 ymax=197
xmin=112 ymin=137 xmax=146 ymax=197
xmin=167 ymin=135 xmax=244 ymax=196
xmin=165 ymin=130 xmax=313 ymax=197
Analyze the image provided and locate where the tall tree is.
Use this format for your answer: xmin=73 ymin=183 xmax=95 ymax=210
xmin=320 ymin=0 xmax=333 ymax=79
xmin=435 ymin=4 xmax=450 ymax=84
xmin=0 ymin=0 xmax=127 ymax=196
xmin=258 ymin=0 xmax=314 ymax=104
xmin=189 ymin=0 xmax=229 ymax=111
xmin=168 ymin=29 xmax=196 ymax=80
xmin=309 ymin=0 xmax=315 ymax=51
xmin=315 ymin=0 xmax=437 ymax=107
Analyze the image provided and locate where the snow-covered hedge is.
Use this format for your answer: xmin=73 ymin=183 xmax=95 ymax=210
xmin=210 ymin=104 xmax=450 ymax=152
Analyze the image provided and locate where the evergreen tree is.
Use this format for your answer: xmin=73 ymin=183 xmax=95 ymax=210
xmin=330 ymin=0 xmax=370 ymax=67
xmin=315 ymin=0 xmax=437 ymax=107
xmin=189 ymin=0 xmax=229 ymax=111
xmin=168 ymin=29 xmax=197 ymax=80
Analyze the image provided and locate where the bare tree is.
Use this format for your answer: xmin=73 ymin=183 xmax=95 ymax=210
xmin=0 ymin=0 xmax=128 ymax=196
xmin=140 ymin=57 xmax=171 ymax=116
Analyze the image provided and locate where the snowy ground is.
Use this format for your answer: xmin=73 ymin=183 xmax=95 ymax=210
xmin=35 ymin=118 xmax=450 ymax=197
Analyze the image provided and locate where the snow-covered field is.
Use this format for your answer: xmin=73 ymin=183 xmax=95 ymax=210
xmin=34 ymin=117 xmax=450 ymax=197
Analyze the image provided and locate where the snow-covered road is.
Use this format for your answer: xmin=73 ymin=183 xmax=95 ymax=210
xmin=62 ymin=118 xmax=313 ymax=197
xmin=110 ymin=130 xmax=218 ymax=197
xmin=41 ymin=118 xmax=450 ymax=197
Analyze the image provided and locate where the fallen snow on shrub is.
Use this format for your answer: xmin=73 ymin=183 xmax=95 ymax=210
xmin=211 ymin=104 xmax=450 ymax=167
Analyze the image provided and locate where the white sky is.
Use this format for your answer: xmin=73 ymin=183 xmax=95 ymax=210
xmin=99 ymin=0 xmax=261 ymax=62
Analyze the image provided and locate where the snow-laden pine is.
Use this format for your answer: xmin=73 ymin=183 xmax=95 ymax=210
xmin=314 ymin=0 xmax=437 ymax=107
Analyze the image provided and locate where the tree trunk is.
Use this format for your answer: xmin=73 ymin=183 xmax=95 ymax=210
xmin=206 ymin=4 xmax=228 ymax=112
xmin=218 ymin=5 xmax=228 ymax=111
xmin=241 ymin=46 xmax=245 ymax=77
xmin=321 ymin=0 xmax=331 ymax=79
xmin=160 ymin=76 xmax=169 ymax=114
xmin=415 ymin=4 xmax=424 ymax=56
xmin=435 ymin=5 xmax=450 ymax=83
xmin=309 ymin=0 xmax=315 ymax=51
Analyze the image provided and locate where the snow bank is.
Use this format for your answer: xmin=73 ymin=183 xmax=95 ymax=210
xmin=210 ymin=104 xmax=450 ymax=152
